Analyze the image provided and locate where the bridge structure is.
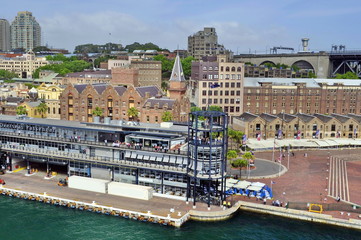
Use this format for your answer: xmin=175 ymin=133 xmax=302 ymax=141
xmin=234 ymin=50 xmax=361 ymax=78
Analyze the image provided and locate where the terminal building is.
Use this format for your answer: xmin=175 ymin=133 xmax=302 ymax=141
xmin=0 ymin=111 xmax=228 ymax=206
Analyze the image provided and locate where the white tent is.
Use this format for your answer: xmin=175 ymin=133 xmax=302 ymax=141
xmin=234 ymin=180 xmax=251 ymax=189
xmin=251 ymin=182 xmax=265 ymax=187
xmin=247 ymin=185 xmax=263 ymax=192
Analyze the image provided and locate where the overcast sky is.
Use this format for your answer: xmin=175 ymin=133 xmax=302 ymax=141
xmin=3 ymin=0 xmax=361 ymax=53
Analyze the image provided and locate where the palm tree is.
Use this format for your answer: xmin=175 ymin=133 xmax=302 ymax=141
xmin=16 ymin=106 xmax=27 ymax=116
xmin=127 ymin=107 xmax=139 ymax=121
xmin=36 ymin=102 xmax=48 ymax=118
xmin=161 ymin=111 xmax=173 ymax=122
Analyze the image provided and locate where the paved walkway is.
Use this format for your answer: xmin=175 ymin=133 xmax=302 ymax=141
xmin=252 ymin=149 xmax=361 ymax=206
xmin=0 ymin=171 xmax=224 ymax=219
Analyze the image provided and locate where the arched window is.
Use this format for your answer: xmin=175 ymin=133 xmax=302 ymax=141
xmin=231 ymin=67 xmax=235 ymax=72
xmin=225 ymin=66 xmax=230 ymax=72
xmin=237 ymin=67 xmax=242 ymax=72
xmin=209 ymin=66 xmax=213 ymax=71
xmin=221 ymin=66 xmax=224 ymax=71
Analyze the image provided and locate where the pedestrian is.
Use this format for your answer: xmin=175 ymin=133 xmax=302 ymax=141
xmin=292 ymin=152 xmax=295 ymax=157
xmin=263 ymin=198 xmax=267 ymax=205
xmin=336 ymin=195 xmax=341 ymax=202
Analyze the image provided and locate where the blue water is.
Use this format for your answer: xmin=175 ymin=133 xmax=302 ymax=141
xmin=0 ymin=196 xmax=360 ymax=240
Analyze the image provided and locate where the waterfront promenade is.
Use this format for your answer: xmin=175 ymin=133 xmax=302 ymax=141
xmin=233 ymin=148 xmax=361 ymax=222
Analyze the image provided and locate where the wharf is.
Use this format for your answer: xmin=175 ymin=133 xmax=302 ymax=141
xmin=0 ymin=172 xmax=237 ymax=227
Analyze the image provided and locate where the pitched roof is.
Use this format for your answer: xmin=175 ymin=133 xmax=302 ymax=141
xmin=276 ymin=113 xmax=297 ymax=122
xmin=6 ymin=96 xmax=24 ymax=103
xmin=73 ymin=84 xmax=87 ymax=94
xmin=136 ymin=86 xmax=159 ymax=98
xmin=114 ymin=86 xmax=127 ymax=96
xmin=237 ymin=112 xmax=259 ymax=122
xmin=347 ymin=114 xmax=361 ymax=123
xmin=296 ymin=113 xmax=315 ymax=123
xmin=259 ymin=113 xmax=278 ymax=122
xmin=143 ymin=98 xmax=175 ymax=109
xmin=26 ymin=100 xmax=42 ymax=108
xmin=93 ymin=84 xmax=107 ymax=94
xmin=331 ymin=113 xmax=351 ymax=123
xmin=169 ymin=54 xmax=185 ymax=82
xmin=313 ymin=113 xmax=333 ymax=123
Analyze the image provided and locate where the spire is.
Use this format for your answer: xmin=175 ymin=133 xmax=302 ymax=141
xmin=169 ymin=53 xmax=185 ymax=82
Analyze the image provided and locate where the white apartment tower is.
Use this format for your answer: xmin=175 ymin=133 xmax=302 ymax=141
xmin=0 ymin=19 xmax=10 ymax=52
xmin=10 ymin=11 xmax=41 ymax=51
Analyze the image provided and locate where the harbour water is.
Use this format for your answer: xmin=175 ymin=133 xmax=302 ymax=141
xmin=0 ymin=196 xmax=360 ymax=240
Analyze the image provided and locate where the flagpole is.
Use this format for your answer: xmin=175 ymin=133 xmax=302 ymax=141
xmin=287 ymin=145 xmax=290 ymax=169
xmin=279 ymin=146 xmax=282 ymax=177
xmin=272 ymin=139 xmax=275 ymax=163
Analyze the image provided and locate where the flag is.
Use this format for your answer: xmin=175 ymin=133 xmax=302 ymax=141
xmin=242 ymin=134 xmax=247 ymax=145
xmin=297 ymin=130 xmax=301 ymax=140
xmin=271 ymin=181 xmax=276 ymax=184
xmin=210 ymin=83 xmax=221 ymax=88
xmin=257 ymin=132 xmax=261 ymax=141
xmin=337 ymin=131 xmax=340 ymax=138
xmin=354 ymin=128 xmax=357 ymax=137
xmin=315 ymin=129 xmax=320 ymax=139
xmin=278 ymin=129 xmax=282 ymax=139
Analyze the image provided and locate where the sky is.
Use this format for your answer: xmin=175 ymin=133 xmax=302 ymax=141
xmin=2 ymin=0 xmax=361 ymax=53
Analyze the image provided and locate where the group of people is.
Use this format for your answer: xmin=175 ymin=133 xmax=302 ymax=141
xmin=272 ymin=199 xmax=283 ymax=207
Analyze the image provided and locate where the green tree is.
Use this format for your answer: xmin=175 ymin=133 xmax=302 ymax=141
xmin=33 ymin=59 xmax=92 ymax=78
xmin=24 ymin=83 xmax=38 ymax=89
xmin=208 ymin=105 xmax=223 ymax=112
xmin=36 ymin=102 xmax=48 ymax=118
xmin=92 ymin=107 xmax=103 ymax=117
xmin=127 ymin=107 xmax=139 ymax=120
xmin=161 ymin=81 xmax=168 ymax=91
xmin=180 ymin=56 xmax=195 ymax=78
xmin=0 ymin=69 xmax=18 ymax=80
xmin=16 ymin=106 xmax=27 ymax=116
xmin=335 ymin=71 xmax=359 ymax=79
xmin=307 ymin=71 xmax=317 ymax=78
xmin=231 ymin=158 xmax=248 ymax=179
xmin=190 ymin=106 xmax=202 ymax=112
xmin=153 ymin=55 xmax=172 ymax=72
xmin=161 ymin=111 xmax=173 ymax=122
xmin=227 ymin=150 xmax=238 ymax=159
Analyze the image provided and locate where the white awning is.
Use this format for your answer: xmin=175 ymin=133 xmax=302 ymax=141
xmin=234 ymin=180 xmax=251 ymax=189
xmin=247 ymin=185 xmax=263 ymax=192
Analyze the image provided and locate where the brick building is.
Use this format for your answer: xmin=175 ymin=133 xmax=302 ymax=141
xmin=60 ymin=55 xmax=189 ymax=124
xmin=243 ymin=78 xmax=361 ymax=115
xmin=234 ymin=112 xmax=361 ymax=140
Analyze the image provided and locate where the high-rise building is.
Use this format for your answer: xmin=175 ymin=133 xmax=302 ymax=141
xmin=10 ymin=11 xmax=41 ymax=51
xmin=188 ymin=27 xmax=230 ymax=61
xmin=0 ymin=19 xmax=10 ymax=52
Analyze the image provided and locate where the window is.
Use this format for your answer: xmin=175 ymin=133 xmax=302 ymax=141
xmin=202 ymin=90 xmax=206 ymax=96
xmin=225 ymin=99 xmax=229 ymax=104
xmin=225 ymin=83 xmax=229 ymax=88
xmin=231 ymin=83 xmax=235 ymax=88
xmin=214 ymin=99 xmax=218 ymax=104
xmin=226 ymin=67 xmax=230 ymax=72
xmin=225 ymin=91 xmax=229 ymax=96
xmin=231 ymin=67 xmax=235 ymax=72
xmin=203 ymin=82 xmax=207 ymax=88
